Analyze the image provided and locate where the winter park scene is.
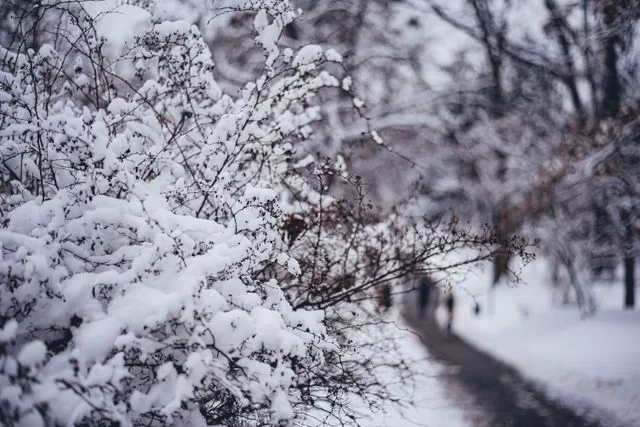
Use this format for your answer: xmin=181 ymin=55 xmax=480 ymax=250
xmin=2 ymin=0 xmax=640 ymax=426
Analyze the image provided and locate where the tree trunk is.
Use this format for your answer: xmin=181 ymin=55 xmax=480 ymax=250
xmin=598 ymin=2 xmax=635 ymax=310
xmin=600 ymin=1 xmax=622 ymax=119
xmin=544 ymin=0 xmax=584 ymax=117
xmin=602 ymin=39 xmax=621 ymax=118
xmin=624 ymin=256 xmax=635 ymax=309
xmin=567 ymin=260 xmax=596 ymax=317
xmin=624 ymin=212 xmax=635 ymax=309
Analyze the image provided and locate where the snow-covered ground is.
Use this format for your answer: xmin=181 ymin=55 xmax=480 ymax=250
xmin=299 ymin=306 xmax=471 ymax=427
xmin=452 ymin=258 xmax=640 ymax=426
xmin=356 ymin=317 xmax=471 ymax=427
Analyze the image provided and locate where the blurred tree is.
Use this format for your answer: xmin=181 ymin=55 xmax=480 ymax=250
xmin=593 ymin=0 xmax=639 ymax=308
xmin=425 ymin=0 xmax=639 ymax=312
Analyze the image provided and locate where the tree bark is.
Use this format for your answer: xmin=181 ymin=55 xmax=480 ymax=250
xmin=624 ymin=256 xmax=635 ymax=309
xmin=544 ymin=0 xmax=584 ymax=117
xmin=623 ymin=212 xmax=635 ymax=308
xmin=602 ymin=39 xmax=621 ymax=118
xmin=598 ymin=1 xmax=635 ymax=309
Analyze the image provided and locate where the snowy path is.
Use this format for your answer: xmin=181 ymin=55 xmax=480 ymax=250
xmin=408 ymin=315 xmax=624 ymax=427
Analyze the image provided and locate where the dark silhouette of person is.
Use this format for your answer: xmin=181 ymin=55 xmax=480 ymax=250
xmin=445 ymin=292 xmax=455 ymax=333
xmin=473 ymin=301 xmax=481 ymax=316
xmin=418 ymin=277 xmax=432 ymax=317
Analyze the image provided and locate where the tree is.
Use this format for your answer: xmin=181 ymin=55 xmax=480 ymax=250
xmin=593 ymin=0 xmax=640 ymax=308
xmin=419 ymin=0 xmax=640 ymax=313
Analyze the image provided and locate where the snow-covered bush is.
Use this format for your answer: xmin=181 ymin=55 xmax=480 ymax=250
xmin=0 ymin=1 xmax=348 ymax=425
xmin=0 ymin=2 xmax=532 ymax=426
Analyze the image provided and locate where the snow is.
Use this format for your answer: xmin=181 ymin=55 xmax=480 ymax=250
xmin=324 ymin=49 xmax=343 ymax=63
xmin=292 ymin=154 xmax=315 ymax=169
xmin=341 ymin=76 xmax=352 ymax=91
xmin=17 ymin=340 xmax=47 ymax=366
xmin=371 ymin=130 xmax=384 ymax=145
xmin=454 ymin=257 xmax=640 ymax=426
xmin=74 ymin=317 xmax=122 ymax=363
xmin=84 ymin=2 xmax=152 ymax=58
xmin=342 ymin=313 xmax=471 ymax=427
xmin=293 ymin=45 xmax=324 ymax=67
xmin=271 ymin=390 xmax=294 ymax=423
xmin=0 ymin=319 xmax=18 ymax=342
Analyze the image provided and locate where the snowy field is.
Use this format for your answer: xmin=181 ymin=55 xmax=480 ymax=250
xmin=452 ymin=258 xmax=640 ymax=426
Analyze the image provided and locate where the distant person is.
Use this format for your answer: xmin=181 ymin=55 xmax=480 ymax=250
xmin=445 ymin=291 xmax=455 ymax=333
xmin=473 ymin=301 xmax=481 ymax=317
xmin=418 ymin=277 xmax=432 ymax=318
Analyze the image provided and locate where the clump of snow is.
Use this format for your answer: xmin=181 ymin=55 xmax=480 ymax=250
xmin=74 ymin=317 xmax=122 ymax=363
xmin=293 ymin=44 xmax=324 ymax=67
xmin=17 ymin=341 xmax=47 ymax=367
xmin=324 ymin=48 xmax=343 ymax=62
xmin=371 ymin=130 xmax=384 ymax=145
xmin=84 ymin=2 xmax=152 ymax=75
xmin=342 ymin=76 xmax=352 ymax=91
xmin=0 ymin=320 xmax=18 ymax=342
xmin=252 ymin=1 xmax=298 ymax=70
xmin=292 ymin=154 xmax=315 ymax=169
